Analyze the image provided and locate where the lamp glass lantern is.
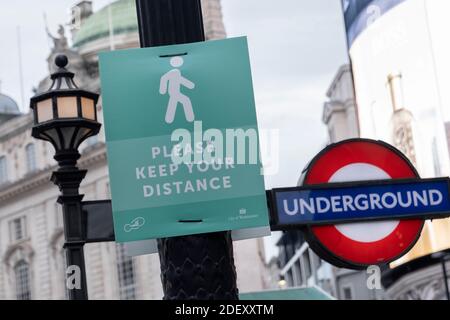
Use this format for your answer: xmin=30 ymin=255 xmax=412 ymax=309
xmin=30 ymin=55 xmax=101 ymax=160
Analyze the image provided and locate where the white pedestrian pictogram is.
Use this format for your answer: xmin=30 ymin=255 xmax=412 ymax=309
xmin=159 ymin=56 xmax=195 ymax=124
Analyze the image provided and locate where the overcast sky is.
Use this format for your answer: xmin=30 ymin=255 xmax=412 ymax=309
xmin=0 ymin=0 xmax=349 ymax=260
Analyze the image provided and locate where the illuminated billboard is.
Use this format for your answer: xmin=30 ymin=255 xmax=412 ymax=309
xmin=342 ymin=0 xmax=450 ymax=265
xmin=342 ymin=0 xmax=406 ymax=46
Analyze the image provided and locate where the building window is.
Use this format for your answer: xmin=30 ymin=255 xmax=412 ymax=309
xmin=116 ymin=244 xmax=136 ymax=300
xmin=15 ymin=260 xmax=31 ymax=300
xmin=0 ymin=156 xmax=7 ymax=184
xmin=314 ymin=253 xmax=322 ymax=268
xmin=296 ymin=260 xmax=303 ymax=286
xmin=303 ymin=251 xmax=312 ymax=279
xmin=291 ymin=260 xmax=301 ymax=286
xmin=26 ymin=143 xmax=37 ymax=173
xmin=61 ymin=249 xmax=68 ymax=300
xmin=342 ymin=285 xmax=354 ymax=300
xmin=9 ymin=216 xmax=27 ymax=242
xmin=55 ymin=203 xmax=63 ymax=229
xmin=285 ymin=269 xmax=293 ymax=287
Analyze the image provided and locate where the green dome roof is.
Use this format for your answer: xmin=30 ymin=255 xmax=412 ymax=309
xmin=73 ymin=0 xmax=138 ymax=47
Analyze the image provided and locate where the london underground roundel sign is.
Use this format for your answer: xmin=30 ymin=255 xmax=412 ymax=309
xmin=300 ymin=139 xmax=424 ymax=269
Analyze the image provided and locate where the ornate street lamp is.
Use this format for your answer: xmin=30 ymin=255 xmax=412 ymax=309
xmin=29 ymin=54 xmax=101 ymax=300
xmin=30 ymin=54 xmax=100 ymax=167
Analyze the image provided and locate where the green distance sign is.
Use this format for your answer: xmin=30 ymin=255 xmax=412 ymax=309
xmin=99 ymin=37 xmax=269 ymax=242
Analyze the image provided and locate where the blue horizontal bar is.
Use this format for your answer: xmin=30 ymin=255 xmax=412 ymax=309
xmin=272 ymin=178 xmax=450 ymax=228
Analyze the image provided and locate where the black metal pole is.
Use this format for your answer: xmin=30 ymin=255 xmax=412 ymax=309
xmin=441 ymin=256 xmax=450 ymax=300
xmin=135 ymin=0 xmax=238 ymax=300
xmin=51 ymin=150 xmax=88 ymax=300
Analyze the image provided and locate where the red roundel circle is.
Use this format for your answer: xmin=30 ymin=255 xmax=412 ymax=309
xmin=302 ymin=139 xmax=424 ymax=269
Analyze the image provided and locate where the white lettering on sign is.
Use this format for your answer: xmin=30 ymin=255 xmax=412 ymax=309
xmin=143 ymin=176 xmax=232 ymax=198
xmin=283 ymin=189 xmax=444 ymax=216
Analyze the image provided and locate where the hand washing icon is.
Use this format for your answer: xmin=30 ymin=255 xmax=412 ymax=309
xmin=124 ymin=217 xmax=146 ymax=233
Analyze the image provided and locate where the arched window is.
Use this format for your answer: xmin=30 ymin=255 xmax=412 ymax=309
xmin=25 ymin=144 xmax=36 ymax=173
xmin=14 ymin=260 xmax=31 ymax=300
xmin=0 ymin=156 xmax=7 ymax=184
xmin=116 ymin=244 xmax=136 ymax=300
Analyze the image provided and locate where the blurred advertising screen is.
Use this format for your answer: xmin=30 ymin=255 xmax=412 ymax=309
xmin=341 ymin=0 xmax=450 ymax=265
